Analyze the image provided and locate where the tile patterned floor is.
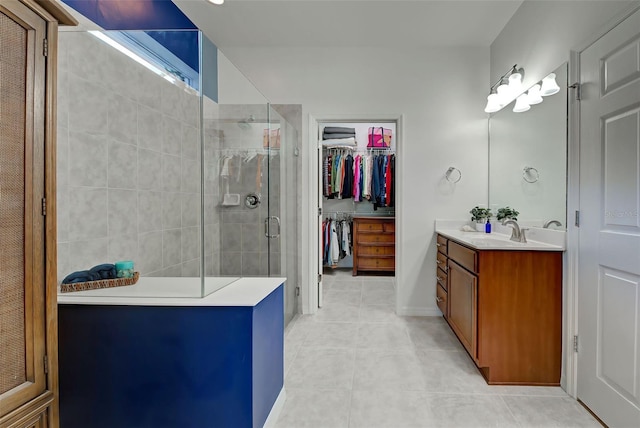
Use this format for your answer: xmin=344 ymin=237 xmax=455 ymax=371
xmin=274 ymin=269 xmax=601 ymax=428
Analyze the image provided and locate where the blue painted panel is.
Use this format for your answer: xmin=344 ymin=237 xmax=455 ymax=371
xmin=59 ymin=305 xmax=256 ymax=428
xmin=252 ymin=286 xmax=285 ymax=428
xmin=145 ymin=30 xmax=200 ymax=72
xmin=61 ymin=0 xmax=197 ymax=30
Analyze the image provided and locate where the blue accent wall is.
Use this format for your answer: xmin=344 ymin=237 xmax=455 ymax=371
xmin=61 ymin=0 xmax=197 ymax=30
xmin=58 ymin=285 xmax=284 ymax=428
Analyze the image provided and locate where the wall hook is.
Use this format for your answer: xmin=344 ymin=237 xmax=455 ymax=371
xmin=523 ymin=166 xmax=539 ymax=183
xmin=445 ymin=167 xmax=461 ymax=183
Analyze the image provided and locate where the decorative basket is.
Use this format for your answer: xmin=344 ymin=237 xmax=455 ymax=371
xmin=60 ymin=272 xmax=140 ymax=293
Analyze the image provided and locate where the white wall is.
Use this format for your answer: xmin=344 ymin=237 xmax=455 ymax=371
xmin=220 ymin=46 xmax=489 ymax=315
xmin=490 ymin=0 xmax=638 ymax=87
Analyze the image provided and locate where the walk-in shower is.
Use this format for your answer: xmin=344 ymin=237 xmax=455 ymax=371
xmin=56 ymin=28 xmax=300 ymax=324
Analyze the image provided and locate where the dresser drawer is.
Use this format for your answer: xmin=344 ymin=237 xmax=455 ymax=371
xmin=437 ymin=234 xmax=448 ymax=255
xmin=358 ymin=245 xmax=395 ymax=256
xmin=356 ymin=221 xmax=384 ymax=232
xmin=357 ymin=257 xmax=395 ymax=270
xmin=448 ymin=241 xmax=477 ymax=273
xmin=357 ymin=233 xmax=395 ymax=244
xmin=383 ymin=222 xmax=395 ymax=233
xmin=436 ymin=284 xmax=448 ymax=318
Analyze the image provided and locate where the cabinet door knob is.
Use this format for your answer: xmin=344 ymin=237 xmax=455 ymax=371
xmin=436 ymin=243 xmax=442 ymax=247
xmin=435 ymin=296 xmax=444 ymax=303
xmin=436 ymin=260 xmax=442 ymax=265
xmin=436 ymin=276 xmax=444 ymax=282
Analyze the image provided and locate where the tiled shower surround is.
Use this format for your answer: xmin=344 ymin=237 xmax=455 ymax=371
xmin=56 ymin=32 xmax=221 ymax=281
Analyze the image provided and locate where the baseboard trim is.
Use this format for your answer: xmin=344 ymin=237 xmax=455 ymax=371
xmin=263 ymin=388 xmax=286 ymax=428
xmin=397 ymin=307 xmax=443 ymax=317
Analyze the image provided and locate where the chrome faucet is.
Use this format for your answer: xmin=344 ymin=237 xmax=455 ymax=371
xmin=502 ymin=219 xmax=528 ymax=243
xmin=543 ymin=219 xmax=562 ymax=228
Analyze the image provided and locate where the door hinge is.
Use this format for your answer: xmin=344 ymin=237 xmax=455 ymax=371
xmin=573 ymin=335 xmax=579 ymax=353
xmin=318 ymin=207 xmax=322 ymax=216
xmin=575 ymin=210 xmax=580 ymax=227
xmin=317 ymin=274 xmax=322 ymax=283
xmin=44 ymin=355 xmax=49 ymax=374
xmin=569 ymin=82 xmax=581 ymax=101
xmin=41 ymin=197 xmax=47 ymax=216
xmin=295 ymin=286 xmax=300 ymax=297
xmin=43 ymin=38 xmax=48 ymax=57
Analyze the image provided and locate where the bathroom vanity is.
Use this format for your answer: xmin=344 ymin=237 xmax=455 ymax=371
xmin=436 ymin=229 xmax=563 ymax=385
xmin=57 ymin=277 xmax=285 ymax=428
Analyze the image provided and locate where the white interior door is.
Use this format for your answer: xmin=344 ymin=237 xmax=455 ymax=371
xmin=577 ymin=8 xmax=640 ymax=427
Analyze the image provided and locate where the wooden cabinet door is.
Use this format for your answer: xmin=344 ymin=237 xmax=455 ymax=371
xmin=0 ymin=0 xmax=49 ymax=423
xmin=447 ymin=260 xmax=477 ymax=360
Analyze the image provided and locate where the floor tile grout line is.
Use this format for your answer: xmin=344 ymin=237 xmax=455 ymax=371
xmin=498 ymin=394 xmax=524 ymax=427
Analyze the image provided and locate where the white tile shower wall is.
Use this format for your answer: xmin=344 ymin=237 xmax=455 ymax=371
xmin=56 ymin=32 xmax=221 ymax=281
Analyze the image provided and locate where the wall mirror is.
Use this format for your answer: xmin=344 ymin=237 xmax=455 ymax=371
xmin=488 ymin=62 xmax=568 ymax=229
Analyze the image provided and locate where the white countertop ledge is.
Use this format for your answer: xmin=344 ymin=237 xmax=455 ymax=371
xmin=57 ymin=277 xmax=286 ymax=307
xmin=436 ymin=229 xmax=565 ymax=251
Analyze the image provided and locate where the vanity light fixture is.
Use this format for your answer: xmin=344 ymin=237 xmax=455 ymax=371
xmin=484 ymin=64 xmax=525 ymax=113
xmin=526 ymin=84 xmax=544 ymax=105
xmin=540 ymin=72 xmax=560 ymax=96
xmin=513 ymin=94 xmax=531 ymax=113
xmin=484 ymin=88 xmax=502 ymax=113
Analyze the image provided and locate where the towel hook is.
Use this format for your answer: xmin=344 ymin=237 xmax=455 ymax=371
xmin=523 ymin=166 xmax=539 ymax=183
xmin=445 ymin=167 xmax=461 ymax=183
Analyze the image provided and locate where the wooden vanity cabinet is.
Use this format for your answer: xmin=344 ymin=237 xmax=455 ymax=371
xmin=436 ymin=234 xmax=563 ymax=385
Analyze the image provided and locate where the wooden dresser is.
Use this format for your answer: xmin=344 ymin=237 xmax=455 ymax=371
xmin=352 ymin=217 xmax=395 ymax=276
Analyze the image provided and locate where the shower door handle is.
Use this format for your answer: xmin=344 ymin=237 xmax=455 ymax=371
xmin=264 ymin=216 xmax=281 ymax=238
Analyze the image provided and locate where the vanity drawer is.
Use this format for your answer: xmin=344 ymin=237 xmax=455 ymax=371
xmin=357 ymin=257 xmax=395 ymax=270
xmin=358 ymin=245 xmax=395 ymax=256
xmin=436 ymin=251 xmax=448 ymax=272
xmin=436 ymin=234 xmax=448 ymax=255
xmin=448 ymin=241 xmax=477 ymax=273
xmin=383 ymin=222 xmax=395 ymax=233
xmin=357 ymin=233 xmax=395 ymax=244
xmin=436 ymin=284 xmax=448 ymax=318
xmin=437 ymin=267 xmax=448 ymax=291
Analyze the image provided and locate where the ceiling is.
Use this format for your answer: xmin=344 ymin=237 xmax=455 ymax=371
xmin=174 ymin=0 xmax=524 ymax=49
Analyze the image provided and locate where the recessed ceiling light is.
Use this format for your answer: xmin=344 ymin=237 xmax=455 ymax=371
xmin=207 ymin=0 xmax=224 ymax=5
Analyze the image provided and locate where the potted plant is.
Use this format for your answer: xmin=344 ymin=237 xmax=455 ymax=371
xmin=496 ymin=206 xmax=519 ymax=222
xmin=470 ymin=206 xmax=492 ymax=231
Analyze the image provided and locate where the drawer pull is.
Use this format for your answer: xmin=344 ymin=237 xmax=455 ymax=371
xmin=436 ymin=243 xmax=442 ymax=247
xmin=436 ymin=260 xmax=442 ymax=264
xmin=436 ymin=276 xmax=444 ymax=282
xmin=435 ymin=296 xmax=444 ymax=303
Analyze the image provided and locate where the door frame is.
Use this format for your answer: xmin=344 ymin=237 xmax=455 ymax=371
xmin=565 ymin=2 xmax=640 ymax=399
xmin=304 ymin=113 xmax=404 ymax=314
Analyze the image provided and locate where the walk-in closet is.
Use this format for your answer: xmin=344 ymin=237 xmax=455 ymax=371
xmin=318 ymin=121 xmax=397 ymax=307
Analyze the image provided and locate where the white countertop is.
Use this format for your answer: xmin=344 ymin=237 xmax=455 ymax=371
xmin=57 ymin=277 xmax=286 ymax=307
xmin=435 ymin=219 xmax=565 ymax=251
